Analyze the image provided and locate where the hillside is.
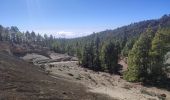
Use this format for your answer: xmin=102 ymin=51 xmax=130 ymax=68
xmin=58 ymin=14 xmax=170 ymax=56
xmin=0 ymin=14 xmax=170 ymax=100
xmin=21 ymin=52 xmax=170 ymax=100
xmin=0 ymin=14 xmax=170 ymax=56
xmin=0 ymin=40 xmax=169 ymax=100
xmin=0 ymin=51 xmax=115 ymax=100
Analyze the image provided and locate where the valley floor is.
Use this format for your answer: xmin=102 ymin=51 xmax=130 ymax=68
xmin=22 ymin=53 xmax=170 ymax=100
xmin=0 ymin=52 xmax=114 ymax=100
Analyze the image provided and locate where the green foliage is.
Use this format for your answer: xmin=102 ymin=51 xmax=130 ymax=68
xmin=124 ymin=26 xmax=170 ymax=82
xmin=81 ymin=39 xmax=119 ymax=73
xmin=101 ymin=41 xmax=119 ymax=74
xmin=122 ymin=37 xmax=137 ymax=57
xmin=81 ymin=43 xmax=94 ymax=69
xmin=93 ymin=35 xmax=102 ymax=71
xmin=124 ymin=27 xmax=154 ymax=82
xmin=0 ymin=14 xmax=170 ymax=80
xmin=149 ymin=27 xmax=170 ymax=81
xmin=76 ymin=47 xmax=82 ymax=65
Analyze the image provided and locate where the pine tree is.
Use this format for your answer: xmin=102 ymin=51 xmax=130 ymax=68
xmin=25 ymin=31 xmax=31 ymax=43
xmin=81 ymin=41 xmax=95 ymax=70
xmin=44 ymin=34 xmax=49 ymax=47
xmin=76 ymin=48 xmax=82 ymax=65
xmin=36 ymin=34 xmax=43 ymax=45
xmin=88 ymin=41 xmax=95 ymax=70
xmin=101 ymin=41 xmax=119 ymax=74
xmin=31 ymin=31 xmax=36 ymax=43
xmin=82 ymin=44 xmax=90 ymax=68
xmin=122 ymin=37 xmax=137 ymax=57
xmin=149 ymin=27 xmax=170 ymax=81
xmin=93 ymin=34 xmax=101 ymax=71
xmin=124 ymin=27 xmax=154 ymax=82
xmin=0 ymin=25 xmax=3 ymax=41
xmin=15 ymin=32 xmax=23 ymax=44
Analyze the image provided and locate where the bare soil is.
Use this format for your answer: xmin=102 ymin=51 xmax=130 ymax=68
xmin=0 ymin=52 xmax=115 ymax=100
xmin=22 ymin=53 xmax=170 ymax=100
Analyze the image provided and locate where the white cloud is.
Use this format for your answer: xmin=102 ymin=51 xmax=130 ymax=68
xmin=55 ymin=31 xmax=92 ymax=38
xmin=57 ymin=31 xmax=74 ymax=38
xmin=20 ymin=28 xmax=92 ymax=38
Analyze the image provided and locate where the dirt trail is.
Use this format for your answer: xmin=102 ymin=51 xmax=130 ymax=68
xmin=22 ymin=53 xmax=170 ymax=100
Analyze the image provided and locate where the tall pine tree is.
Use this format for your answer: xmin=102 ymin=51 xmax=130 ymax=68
xmin=149 ymin=27 xmax=170 ymax=81
xmin=101 ymin=41 xmax=119 ymax=74
xmin=124 ymin=27 xmax=154 ymax=82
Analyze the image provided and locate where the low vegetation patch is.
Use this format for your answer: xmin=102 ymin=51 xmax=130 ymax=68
xmin=122 ymin=84 xmax=133 ymax=90
xmin=140 ymin=89 xmax=166 ymax=100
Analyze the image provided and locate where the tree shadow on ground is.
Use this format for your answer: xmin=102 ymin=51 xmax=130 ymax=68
xmin=114 ymin=64 xmax=123 ymax=75
xmin=143 ymin=78 xmax=170 ymax=91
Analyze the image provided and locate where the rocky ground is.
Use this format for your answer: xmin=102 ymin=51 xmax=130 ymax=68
xmin=0 ymin=52 xmax=115 ymax=100
xmin=22 ymin=53 xmax=170 ymax=100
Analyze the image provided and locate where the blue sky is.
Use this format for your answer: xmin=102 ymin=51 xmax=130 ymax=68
xmin=0 ymin=0 xmax=170 ymax=38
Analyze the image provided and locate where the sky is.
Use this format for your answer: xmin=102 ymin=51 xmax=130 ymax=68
xmin=0 ymin=0 xmax=170 ymax=38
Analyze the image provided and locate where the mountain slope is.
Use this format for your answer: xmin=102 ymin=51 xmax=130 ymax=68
xmin=0 ymin=52 xmax=114 ymax=100
xmin=58 ymin=14 xmax=170 ymax=56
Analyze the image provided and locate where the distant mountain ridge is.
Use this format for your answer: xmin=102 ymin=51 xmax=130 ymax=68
xmin=0 ymin=14 xmax=170 ymax=56
xmin=77 ymin=14 xmax=170 ymax=41
xmin=59 ymin=14 xmax=170 ymax=56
